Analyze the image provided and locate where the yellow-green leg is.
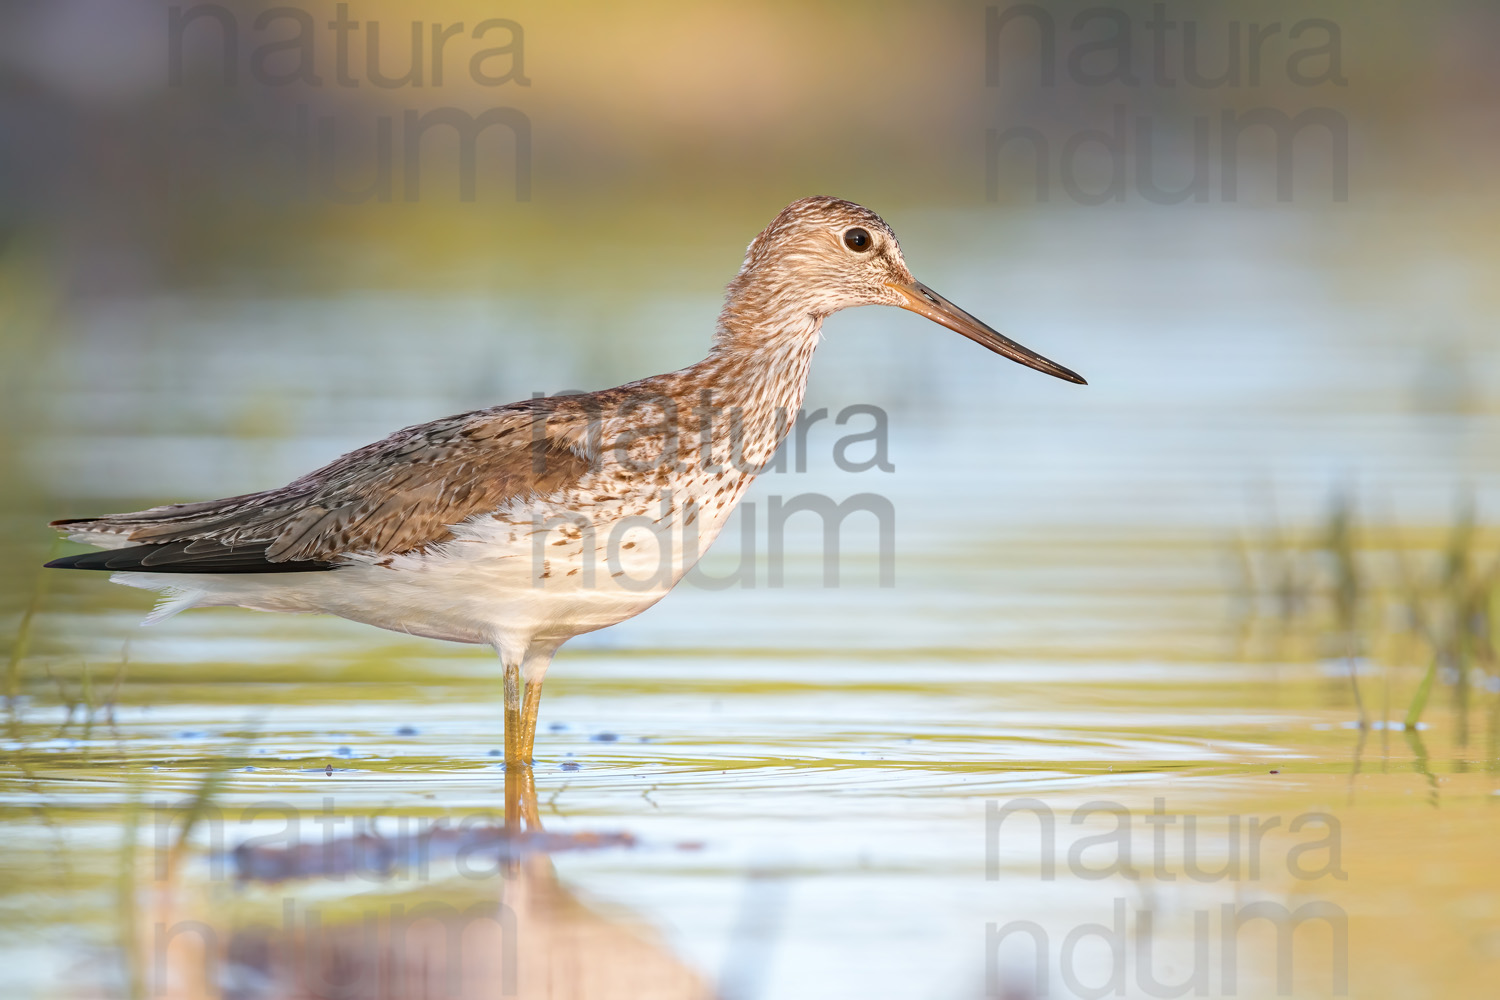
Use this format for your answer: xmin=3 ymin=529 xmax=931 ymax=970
xmin=496 ymin=645 xmax=555 ymax=769
xmin=501 ymin=653 xmax=523 ymax=766
xmin=517 ymin=652 xmax=553 ymax=764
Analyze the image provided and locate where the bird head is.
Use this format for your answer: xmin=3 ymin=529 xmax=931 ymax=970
xmin=724 ymin=196 xmax=1085 ymax=385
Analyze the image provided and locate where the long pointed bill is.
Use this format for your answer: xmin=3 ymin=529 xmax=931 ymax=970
xmin=886 ymin=281 xmax=1087 ymax=385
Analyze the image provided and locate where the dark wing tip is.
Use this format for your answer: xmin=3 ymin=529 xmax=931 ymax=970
xmin=45 ymin=552 xmax=108 ymax=571
xmin=44 ymin=542 xmax=338 ymax=574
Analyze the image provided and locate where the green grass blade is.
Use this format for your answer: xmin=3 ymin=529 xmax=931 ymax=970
xmin=1405 ymin=655 xmax=1439 ymax=730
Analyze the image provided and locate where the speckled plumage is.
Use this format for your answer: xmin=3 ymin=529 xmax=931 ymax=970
xmin=46 ymin=196 xmax=1084 ymax=765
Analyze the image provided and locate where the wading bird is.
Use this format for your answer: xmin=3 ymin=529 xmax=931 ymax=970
xmin=45 ymin=197 xmax=1085 ymax=767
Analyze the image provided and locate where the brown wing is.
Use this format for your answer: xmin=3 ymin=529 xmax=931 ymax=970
xmin=47 ymin=401 xmax=597 ymax=574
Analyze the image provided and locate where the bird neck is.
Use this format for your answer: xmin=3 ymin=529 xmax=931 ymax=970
xmin=679 ymin=299 xmax=823 ymax=471
xmin=712 ymin=261 xmax=829 ymax=351
xmin=707 ymin=287 xmax=822 ymax=399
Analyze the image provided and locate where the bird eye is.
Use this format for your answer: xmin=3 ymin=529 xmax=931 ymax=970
xmin=842 ymin=227 xmax=871 ymax=252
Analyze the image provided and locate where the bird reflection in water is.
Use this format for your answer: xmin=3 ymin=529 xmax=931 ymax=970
xmin=143 ymin=770 xmax=714 ymax=1000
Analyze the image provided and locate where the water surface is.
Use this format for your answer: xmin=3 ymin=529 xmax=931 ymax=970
xmin=4 ymin=207 xmax=1498 ymax=998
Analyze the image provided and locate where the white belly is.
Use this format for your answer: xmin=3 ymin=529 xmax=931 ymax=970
xmin=112 ymin=478 xmax=750 ymax=648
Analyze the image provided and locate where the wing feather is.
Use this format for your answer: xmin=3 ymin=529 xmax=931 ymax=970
xmin=48 ymin=401 xmax=598 ymax=573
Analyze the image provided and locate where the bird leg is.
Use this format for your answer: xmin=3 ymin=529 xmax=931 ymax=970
xmin=501 ymin=653 xmax=523 ymax=768
xmin=518 ymin=682 xmax=543 ymax=762
xmin=502 ymin=760 xmax=541 ymax=831
xmin=517 ymin=652 xmax=553 ymax=764
xmin=496 ymin=646 xmax=553 ymax=768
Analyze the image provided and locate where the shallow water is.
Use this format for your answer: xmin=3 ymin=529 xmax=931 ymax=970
xmin=4 ymin=207 xmax=1500 ymax=998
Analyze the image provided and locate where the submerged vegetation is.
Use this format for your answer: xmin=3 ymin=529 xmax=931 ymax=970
xmin=1233 ymin=493 xmax=1500 ymax=751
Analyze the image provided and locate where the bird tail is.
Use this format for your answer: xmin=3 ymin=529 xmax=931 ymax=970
xmin=113 ymin=574 xmax=206 ymax=626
